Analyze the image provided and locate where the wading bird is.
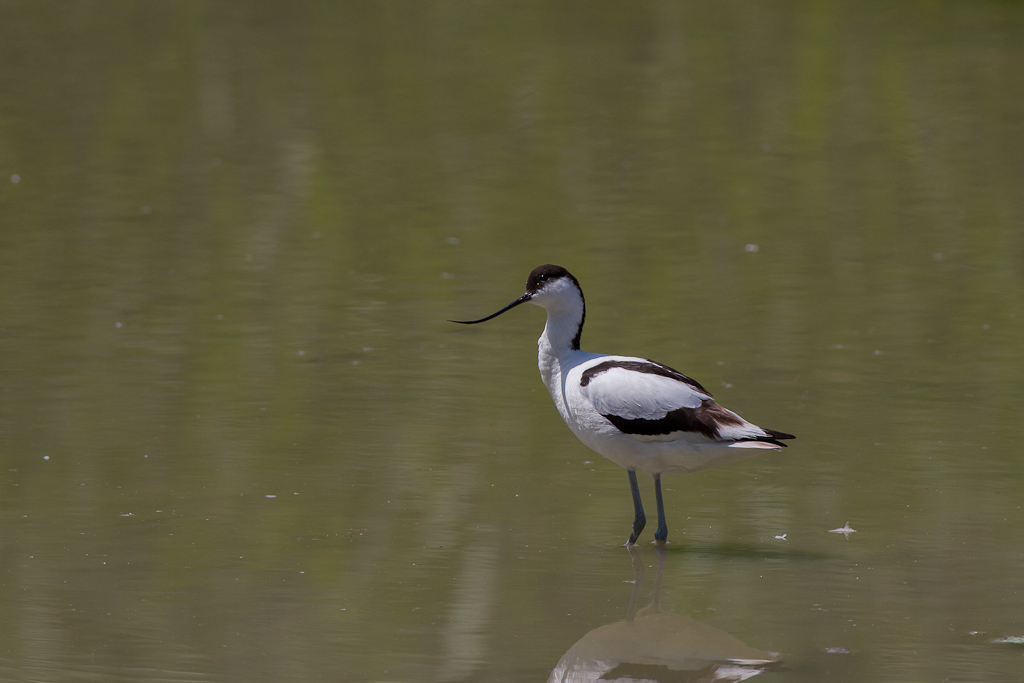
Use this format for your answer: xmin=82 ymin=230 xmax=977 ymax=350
xmin=452 ymin=264 xmax=793 ymax=545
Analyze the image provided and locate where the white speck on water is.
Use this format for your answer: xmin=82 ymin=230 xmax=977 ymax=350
xmin=826 ymin=647 xmax=851 ymax=654
xmin=829 ymin=522 xmax=857 ymax=538
xmin=216 ymin=314 xmax=223 ymax=320
xmin=775 ymin=534 xmax=787 ymax=540
xmin=990 ymin=636 xmax=1024 ymax=645
xmin=115 ymin=322 xmax=122 ymax=328
xmin=351 ymin=360 xmax=360 ymax=365
xmin=440 ymin=272 xmax=455 ymax=279
xmin=43 ymin=456 xmax=49 ymax=461
xmin=446 ymin=236 xmax=459 ymax=245
xmin=265 ymin=495 xmax=276 ymax=498
xmin=362 ymin=347 xmax=373 ymax=352
xmin=744 ymin=244 xmax=759 ymax=252
xmin=141 ymin=205 xmax=151 ymax=214
xmin=297 ymin=350 xmax=305 ymax=357
xmin=120 ymin=513 xmax=133 ymax=517
xmin=11 ymin=174 xmax=20 ymax=183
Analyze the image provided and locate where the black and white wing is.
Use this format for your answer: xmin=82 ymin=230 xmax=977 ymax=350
xmin=578 ymin=357 xmax=792 ymax=446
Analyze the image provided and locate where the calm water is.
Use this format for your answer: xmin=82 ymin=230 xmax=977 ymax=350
xmin=2 ymin=2 xmax=1024 ymax=681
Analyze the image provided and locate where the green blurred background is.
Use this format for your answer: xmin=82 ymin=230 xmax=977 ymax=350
xmin=1 ymin=2 xmax=1023 ymax=681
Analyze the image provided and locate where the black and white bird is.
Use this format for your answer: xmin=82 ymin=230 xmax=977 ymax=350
xmin=452 ymin=264 xmax=794 ymax=545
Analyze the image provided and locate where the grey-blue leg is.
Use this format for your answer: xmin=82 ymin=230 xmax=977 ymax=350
xmin=627 ymin=469 xmax=646 ymax=545
xmin=653 ymin=473 xmax=668 ymax=543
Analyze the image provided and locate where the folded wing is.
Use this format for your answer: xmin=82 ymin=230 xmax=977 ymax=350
xmin=579 ymin=358 xmax=791 ymax=446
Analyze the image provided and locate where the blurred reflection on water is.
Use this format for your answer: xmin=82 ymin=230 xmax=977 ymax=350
xmin=1 ymin=1 xmax=1024 ymax=682
xmin=549 ymin=547 xmax=779 ymax=682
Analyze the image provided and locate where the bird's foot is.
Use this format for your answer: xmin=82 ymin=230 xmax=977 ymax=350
xmin=626 ymin=515 xmax=646 ymax=546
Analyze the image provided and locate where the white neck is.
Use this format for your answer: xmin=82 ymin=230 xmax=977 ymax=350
xmin=535 ymin=289 xmax=586 ymax=416
xmin=536 ymin=287 xmax=585 ymax=356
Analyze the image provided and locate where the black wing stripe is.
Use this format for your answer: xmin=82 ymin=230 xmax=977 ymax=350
xmin=580 ymin=359 xmax=712 ymax=396
xmin=603 ymin=399 xmax=741 ymax=439
xmin=604 ymin=400 xmax=795 ymax=446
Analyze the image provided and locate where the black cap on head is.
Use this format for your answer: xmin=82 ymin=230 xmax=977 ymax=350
xmin=526 ymin=264 xmax=577 ymax=294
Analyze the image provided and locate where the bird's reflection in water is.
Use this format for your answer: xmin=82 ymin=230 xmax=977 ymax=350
xmin=549 ymin=546 xmax=781 ymax=683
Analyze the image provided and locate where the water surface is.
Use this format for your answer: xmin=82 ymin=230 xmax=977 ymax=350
xmin=2 ymin=2 xmax=1024 ymax=681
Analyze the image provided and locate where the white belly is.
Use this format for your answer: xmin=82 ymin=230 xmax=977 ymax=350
xmin=566 ymin=410 xmax=764 ymax=474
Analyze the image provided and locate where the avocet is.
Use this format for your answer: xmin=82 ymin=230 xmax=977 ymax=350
xmin=452 ymin=264 xmax=793 ymax=545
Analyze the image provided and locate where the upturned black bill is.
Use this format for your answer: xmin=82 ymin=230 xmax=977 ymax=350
xmin=450 ymin=292 xmax=532 ymax=324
